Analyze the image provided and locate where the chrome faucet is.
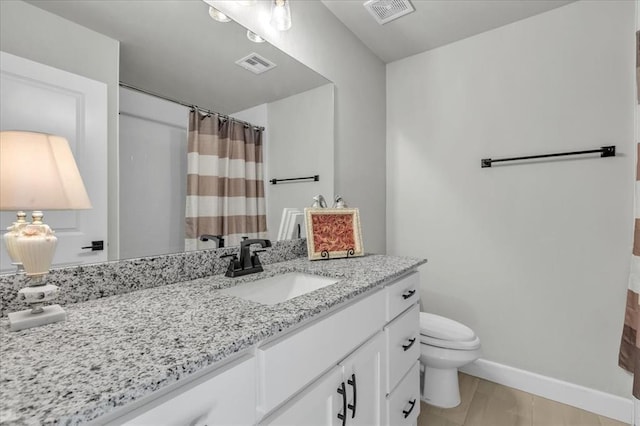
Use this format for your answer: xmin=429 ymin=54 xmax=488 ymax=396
xmin=222 ymin=239 xmax=271 ymax=277
xmin=200 ymin=234 xmax=224 ymax=248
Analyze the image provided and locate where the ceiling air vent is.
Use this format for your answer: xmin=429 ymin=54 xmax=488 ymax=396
xmin=235 ymin=53 xmax=277 ymax=75
xmin=363 ymin=0 xmax=414 ymax=25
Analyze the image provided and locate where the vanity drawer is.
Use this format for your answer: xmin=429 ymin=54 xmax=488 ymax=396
xmin=385 ymin=303 xmax=420 ymax=393
xmin=386 ymin=361 xmax=421 ymax=426
xmin=386 ymin=271 xmax=420 ymax=322
xmin=257 ymin=289 xmax=385 ymax=416
xmin=117 ymin=355 xmax=255 ymax=426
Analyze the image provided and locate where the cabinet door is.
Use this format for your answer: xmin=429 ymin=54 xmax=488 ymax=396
xmin=262 ymin=366 xmax=342 ymax=426
xmin=258 ymin=290 xmax=385 ymax=415
xmin=340 ymin=332 xmax=385 ymax=426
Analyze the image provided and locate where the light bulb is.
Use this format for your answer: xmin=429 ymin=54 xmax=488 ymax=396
xmin=208 ymin=6 xmax=232 ymax=23
xmin=247 ymin=30 xmax=265 ymax=43
xmin=270 ymin=0 xmax=291 ymax=31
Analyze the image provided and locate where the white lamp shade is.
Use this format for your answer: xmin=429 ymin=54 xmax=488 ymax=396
xmin=0 ymin=131 xmax=92 ymax=210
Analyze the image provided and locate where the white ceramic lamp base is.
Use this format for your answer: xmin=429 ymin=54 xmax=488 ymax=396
xmin=8 ymin=304 xmax=66 ymax=331
xmin=8 ymin=283 xmax=65 ymax=332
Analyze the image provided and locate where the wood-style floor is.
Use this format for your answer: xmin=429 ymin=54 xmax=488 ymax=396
xmin=417 ymin=373 xmax=629 ymax=426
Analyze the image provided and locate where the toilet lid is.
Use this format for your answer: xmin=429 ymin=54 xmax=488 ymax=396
xmin=420 ymin=334 xmax=481 ymax=350
xmin=420 ymin=312 xmax=476 ymax=342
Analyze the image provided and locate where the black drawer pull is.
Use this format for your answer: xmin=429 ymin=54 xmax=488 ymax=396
xmin=402 ymin=337 xmax=416 ymax=351
xmin=81 ymin=240 xmax=104 ymax=251
xmin=347 ymin=373 xmax=357 ymax=418
xmin=337 ymin=382 xmax=346 ymax=426
xmin=402 ymin=289 xmax=416 ymax=299
xmin=403 ymin=399 xmax=417 ymax=418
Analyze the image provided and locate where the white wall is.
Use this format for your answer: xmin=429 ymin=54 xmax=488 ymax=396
xmin=387 ymin=0 xmax=635 ymax=399
xmin=235 ymin=85 xmax=334 ymax=241
xmin=210 ymin=0 xmax=387 ymax=254
xmin=0 ymin=0 xmax=121 ymax=260
xmin=119 ymin=88 xmax=189 ymax=259
xmin=266 ymin=84 xmax=334 ymax=240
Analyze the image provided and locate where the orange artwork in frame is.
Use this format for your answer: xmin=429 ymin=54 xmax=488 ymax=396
xmin=304 ymin=208 xmax=364 ymax=260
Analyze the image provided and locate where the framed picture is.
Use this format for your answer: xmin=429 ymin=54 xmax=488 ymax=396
xmin=304 ymin=208 xmax=364 ymax=260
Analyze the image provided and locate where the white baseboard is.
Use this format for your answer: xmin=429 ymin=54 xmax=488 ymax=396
xmin=459 ymin=358 xmax=633 ymax=424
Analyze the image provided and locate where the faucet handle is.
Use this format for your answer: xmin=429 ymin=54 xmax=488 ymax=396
xmin=252 ymin=250 xmax=267 ymax=268
xmin=220 ymin=253 xmax=237 ymax=260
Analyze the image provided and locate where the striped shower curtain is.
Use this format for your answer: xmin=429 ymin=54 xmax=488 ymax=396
xmin=185 ymin=110 xmax=267 ymax=249
xmin=620 ymin=143 xmax=640 ymax=400
xmin=619 ymin=29 xmax=640 ymax=402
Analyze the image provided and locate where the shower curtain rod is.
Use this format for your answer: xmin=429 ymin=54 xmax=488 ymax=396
xmin=119 ymin=82 xmax=265 ymax=131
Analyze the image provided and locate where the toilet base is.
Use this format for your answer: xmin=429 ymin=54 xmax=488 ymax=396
xmin=421 ymin=365 xmax=461 ymax=408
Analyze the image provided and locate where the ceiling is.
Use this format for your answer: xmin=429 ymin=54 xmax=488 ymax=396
xmin=22 ymin=0 xmax=578 ymax=112
xmin=321 ymin=0 xmax=576 ymax=63
xmin=24 ymin=0 xmax=329 ymax=114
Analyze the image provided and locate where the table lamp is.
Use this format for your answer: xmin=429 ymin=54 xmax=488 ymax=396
xmin=0 ymin=131 xmax=92 ymax=331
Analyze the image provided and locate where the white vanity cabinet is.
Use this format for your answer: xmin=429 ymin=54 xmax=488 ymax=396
xmin=109 ymin=354 xmax=256 ymax=426
xmin=383 ymin=271 xmax=421 ymax=426
xmin=338 ymin=332 xmax=385 ymax=426
xmin=261 ymin=365 xmax=343 ymax=426
xmin=263 ymin=332 xmax=385 ymax=426
xmin=261 ymin=271 xmax=421 ymax=426
xmin=256 ymin=289 xmax=386 ymax=417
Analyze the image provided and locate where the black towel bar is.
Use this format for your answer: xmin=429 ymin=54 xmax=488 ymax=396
xmin=270 ymin=175 xmax=319 ymax=184
xmin=481 ymin=146 xmax=615 ymax=168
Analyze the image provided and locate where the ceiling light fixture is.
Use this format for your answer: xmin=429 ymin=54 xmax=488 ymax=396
xmin=208 ymin=6 xmax=232 ymax=23
xmin=247 ymin=30 xmax=265 ymax=43
xmin=270 ymin=0 xmax=292 ymax=31
xmin=236 ymin=0 xmax=257 ymax=5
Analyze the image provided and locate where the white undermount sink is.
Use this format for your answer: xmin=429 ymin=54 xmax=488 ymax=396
xmin=219 ymin=272 xmax=339 ymax=305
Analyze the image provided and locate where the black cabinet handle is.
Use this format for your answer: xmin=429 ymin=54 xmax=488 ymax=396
xmin=337 ymin=382 xmax=346 ymax=426
xmin=402 ymin=289 xmax=416 ymax=299
xmin=402 ymin=337 xmax=416 ymax=351
xmin=81 ymin=240 xmax=104 ymax=251
xmin=347 ymin=373 xmax=357 ymax=418
xmin=403 ymin=399 xmax=417 ymax=418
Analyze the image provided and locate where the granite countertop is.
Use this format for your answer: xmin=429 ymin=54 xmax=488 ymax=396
xmin=0 ymin=254 xmax=425 ymax=425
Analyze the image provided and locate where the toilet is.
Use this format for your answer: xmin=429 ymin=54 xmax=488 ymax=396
xmin=419 ymin=312 xmax=481 ymax=408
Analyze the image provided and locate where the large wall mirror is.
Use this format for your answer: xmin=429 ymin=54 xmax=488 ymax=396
xmin=1 ymin=0 xmax=334 ymax=270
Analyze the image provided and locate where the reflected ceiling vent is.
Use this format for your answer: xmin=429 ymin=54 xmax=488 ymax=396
xmin=235 ymin=53 xmax=277 ymax=74
xmin=363 ymin=0 xmax=414 ymax=25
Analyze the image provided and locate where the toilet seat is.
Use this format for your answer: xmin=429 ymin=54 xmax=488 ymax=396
xmin=419 ymin=313 xmax=480 ymax=351
xmin=421 ymin=334 xmax=481 ymax=350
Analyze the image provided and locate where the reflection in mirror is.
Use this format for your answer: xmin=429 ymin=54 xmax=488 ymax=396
xmin=1 ymin=0 xmax=334 ymax=269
